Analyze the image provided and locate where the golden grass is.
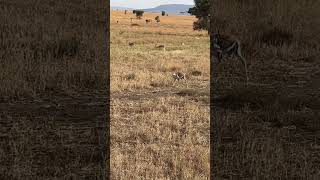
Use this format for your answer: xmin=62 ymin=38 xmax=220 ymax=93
xmin=111 ymin=10 xmax=210 ymax=179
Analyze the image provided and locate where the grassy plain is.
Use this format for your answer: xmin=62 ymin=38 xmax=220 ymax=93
xmin=211 ymin=1 xmax=320 ymax=179
xmin=0 ymin=1 xmax=107 ymax=178
xmin=110 ymin=10 xmax=210 ymax=179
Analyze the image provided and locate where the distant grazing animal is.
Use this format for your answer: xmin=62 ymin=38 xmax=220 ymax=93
xmin=146 ymin=19 xmax=152 ymax=23
xmin=129 ymin=42 xmax=135 ymax=47
xmin=172 ymin=72 xmax=186 ymax=81
xmin=155 ymin=16 xmax=160 ymax=23
xmin=211 ymin=33 xmax=249 ymax=81
xmin=155 ymin=44 xmax=166 ymax=51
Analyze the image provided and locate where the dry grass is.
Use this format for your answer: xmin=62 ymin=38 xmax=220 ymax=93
xmin=0 ymin=0 xmax=107 ymax=100
xmin=0 ymin=1 xmax=107 ymax=179
xmin=211 ymin=1 xmax=320 ymax=179
xmin=111 ymin=10 xmax=210 ymax=179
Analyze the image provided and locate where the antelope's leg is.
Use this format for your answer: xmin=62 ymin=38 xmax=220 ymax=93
xmin=217 ymin=49 xmax=222 ymax=64
xmin=236 ymin=43 xmax=249 ymax=81
xmin=225 ymin=41 xmax=237 ymax=53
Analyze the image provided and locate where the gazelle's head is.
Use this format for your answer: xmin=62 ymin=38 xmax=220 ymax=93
xmin=172 ymin=72 xmax=186 ymax=80
xmin=172 ymin=72 xmax=178 ymax=77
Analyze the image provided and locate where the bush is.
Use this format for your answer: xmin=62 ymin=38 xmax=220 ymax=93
xmin=188 ymin=0 xmax=210 ymax=31
xmin=193 ymin=18 xmax=210 ymax=31
xmin=135 ymin=10 xmax=144 ymax=19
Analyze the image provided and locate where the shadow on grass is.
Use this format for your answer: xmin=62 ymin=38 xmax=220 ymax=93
xmin=213 ymin=86 xmax=319 ymax=111
xmin=213 ymin=85 xmax=320 ymax=131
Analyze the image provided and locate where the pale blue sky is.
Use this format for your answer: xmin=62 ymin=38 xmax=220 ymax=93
xmin=111 ymin=0 xmax=194 ymax=9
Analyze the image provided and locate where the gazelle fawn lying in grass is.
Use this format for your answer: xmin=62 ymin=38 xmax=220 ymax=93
xmin=211 ymin=33 xmax=249 ymax=82
xmin=172 ymin=72 xmax=186 ymax=81
xmin=155 ymin=44 xmax=166 ymax=51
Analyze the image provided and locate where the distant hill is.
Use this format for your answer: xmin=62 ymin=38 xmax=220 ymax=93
xmin=143 ymin=4 xmax=194 ymax=15
xmin=111 ymin=6 xmax=133 ymax=10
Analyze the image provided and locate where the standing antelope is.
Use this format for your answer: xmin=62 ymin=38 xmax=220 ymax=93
xmin=211 ymin=33 xmax=249 ymax=81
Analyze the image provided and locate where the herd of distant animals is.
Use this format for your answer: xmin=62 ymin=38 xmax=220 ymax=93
xmin=116 ymin=10 xmax=249 ymax=83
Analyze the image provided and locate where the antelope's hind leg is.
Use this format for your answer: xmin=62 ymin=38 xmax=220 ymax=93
xmin=236 ymin=43 xmax=249 ymax=81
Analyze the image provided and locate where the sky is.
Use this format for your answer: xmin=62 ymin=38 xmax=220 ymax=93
xmin=110 ymin=0 xmax=194 ymax=9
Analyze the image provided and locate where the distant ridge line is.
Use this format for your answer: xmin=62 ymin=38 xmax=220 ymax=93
xmin=111 ymin=4 xmax=194 ymax=15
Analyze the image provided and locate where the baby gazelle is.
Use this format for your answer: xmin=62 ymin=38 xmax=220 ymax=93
xmin=172 ymin=72 xmax=186 ymax=81
xmin=155 ymin=44 xmax=166 ymax=51
xmin=211 ymin=33 xmax=249 ymax=81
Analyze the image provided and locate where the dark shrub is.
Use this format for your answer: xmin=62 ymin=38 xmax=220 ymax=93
xmin=188 ymin=0 xmax=210 ymax=31
xmin=260 ymin=28 xmax=293 ymax=46
xmin=135 ymin=10 xmax=144 ymax=19
xmin=193 ymin=18 xmax=209 ymax=31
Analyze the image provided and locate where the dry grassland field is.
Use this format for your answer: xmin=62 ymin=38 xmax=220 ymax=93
xmin=211 ymin=1 xmax=320 ymax=179
xmin=0 ymin=1 xmax=107 ymax=179
xmin=110 ymin=10 xmax=210 ymax=179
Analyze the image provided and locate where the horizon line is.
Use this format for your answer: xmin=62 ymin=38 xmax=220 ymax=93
xmin=111 ymin=3 xmax=194 ymax=9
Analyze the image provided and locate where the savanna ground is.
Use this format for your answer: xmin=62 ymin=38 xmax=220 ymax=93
xmin=0 ymin=1 xmax=107 ymax=179
xmin=211 ymin=0 xmax=320 ymax=179
xmin=110 ymin=11 xmax=210 ymax=179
